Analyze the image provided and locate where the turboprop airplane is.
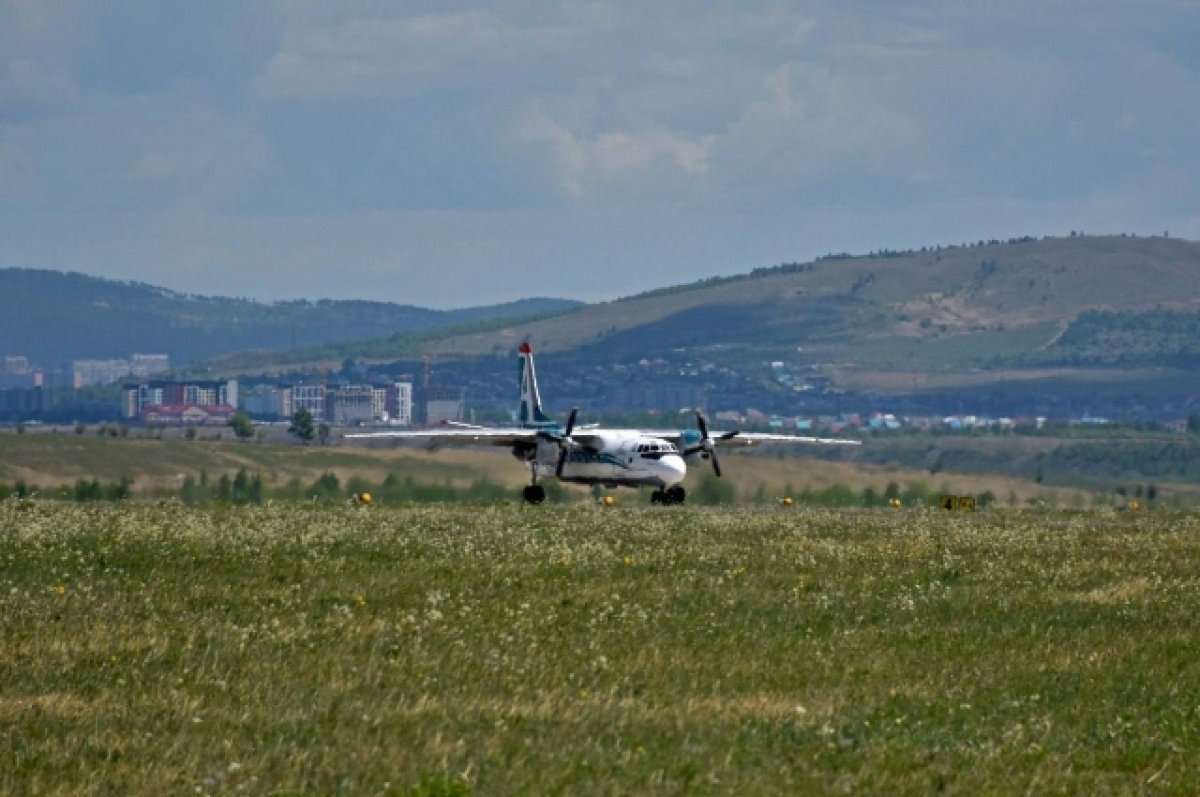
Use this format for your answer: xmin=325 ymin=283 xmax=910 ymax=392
xmin=345 ymin=342 xmax=859 ymax=505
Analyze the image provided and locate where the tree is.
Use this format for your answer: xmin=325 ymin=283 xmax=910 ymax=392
xmin=181 ymin=475 xmax=201 ymax=504
xmin=232 ymin=468 xmax=250 ymax=503
xmin=317 ymin=421 xmax=331 ymax=446
xmin=229 ymin=411 xmax=255 ymax=441
xmin=289 ymin=408 xmax=315 ymax=442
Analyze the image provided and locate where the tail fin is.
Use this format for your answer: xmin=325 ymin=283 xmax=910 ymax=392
xmin=517 ymin=341 xmax=554 ymax=426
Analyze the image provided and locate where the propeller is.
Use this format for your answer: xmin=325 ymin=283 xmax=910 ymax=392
xmin=683 ymin=410 xmax=739 ymax=477
xmin=554 ymin=406 xmax=579 ymax=477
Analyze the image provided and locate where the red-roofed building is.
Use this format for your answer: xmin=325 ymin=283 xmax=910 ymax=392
xmin=141 ymin=404 xmax=236 ymax=425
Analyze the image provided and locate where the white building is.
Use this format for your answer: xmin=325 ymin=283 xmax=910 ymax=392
xmin=387 ymin=382 xmax=413 ymax=425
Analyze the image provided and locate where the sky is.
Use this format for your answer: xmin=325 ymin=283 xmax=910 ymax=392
xmin=1 ymin=1 xmax=1198 ymax=308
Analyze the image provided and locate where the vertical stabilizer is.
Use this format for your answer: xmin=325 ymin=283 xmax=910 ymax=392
xmin=517 ymin=341 xmax=554 ymax=426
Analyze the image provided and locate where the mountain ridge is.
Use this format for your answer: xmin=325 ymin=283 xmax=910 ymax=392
xmin=0 ymin=268 xmax=581 ymax=365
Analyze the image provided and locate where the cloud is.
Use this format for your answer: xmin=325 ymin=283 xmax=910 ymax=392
xmin=0 ymin=0 xmax=75 ymax=37
xmin=0 ymin=96 xmax=269 ymax=213
xmin=519 ymin=110 xmax=715 ymax=198
xmin=0 ymin=57 xmax=80 ymax=110
xmin=722 ymin=62 xmax=923 ymax=177
xmin=2 ymin=2 xmax=1198 ymax=308
xmin=518 ymin=58 xmax=922 ymax=203
xmin=255 ymin=11 xmax=569 ymax=99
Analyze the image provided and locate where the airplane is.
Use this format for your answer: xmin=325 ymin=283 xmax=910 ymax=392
xmin=345 ymin=342 xmax=860 ymax=505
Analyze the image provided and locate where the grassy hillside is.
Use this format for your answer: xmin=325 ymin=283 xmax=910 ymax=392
xmin=213 ymin=235 xmax=1200 ymax=390
xmin=423 ymin=234 xmax=1200 ymax=362
xmin=0 ymin=268 xmax=580 ymax=365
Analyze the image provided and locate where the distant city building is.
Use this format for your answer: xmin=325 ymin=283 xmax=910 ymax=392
xmin=240 ymin=381 xmax=412 ymax=425
xmin=120 ymin=379 xmax=238 ymax=421
xmin=240 ymin=386 xmax=291 ymax=419
xmin=290 ymin=384 xmax=325 ymax=418
xmin=130 ymin=354 xmax=170 ymax=375
xmin=386 ymin=382 xmax=413 ymax=425
xmin=74 ymin=359 xmax=132 ymax=388
xmin=371 ymin=387 xmax=388 ymax=422
xmin=326 ymin=385 xmax=376 ymax=426
xmin=419 ymin=385 xmax=466 ymax=425
xmin=0 ymin=386 xmax=53 ymax=415
xmin=142 ymin=404 xmax=235 ymax=425
xmin=0 ymin=356 xmax=36 ymax=389
xmin=3 ymin=356 xmax=29 ymax=375
xmin=73 ymin=354 xmax=170 ymax=387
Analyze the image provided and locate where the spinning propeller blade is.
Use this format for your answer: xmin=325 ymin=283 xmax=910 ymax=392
xmin=555 ymin=407 xmax=579 ymax=477
xmin=683 ymin=410 xmax=737 ymax=478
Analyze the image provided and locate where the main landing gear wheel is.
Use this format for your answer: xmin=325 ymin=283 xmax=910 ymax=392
xmin=651 ymin=486 xmax=687 ymax=505
xmin=523 ymin=460 xmax=546 ymax=505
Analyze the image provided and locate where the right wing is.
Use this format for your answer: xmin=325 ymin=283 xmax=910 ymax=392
xmin=709 ymin=432 xmax=861 ymax=448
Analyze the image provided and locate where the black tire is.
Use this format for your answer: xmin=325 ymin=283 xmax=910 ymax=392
xmin=523 ymin=485 xmax=546 ymax=504
xmin=666 ymin=485 xmax=686 ymax=504
xmin=650 ymin=490 xmax=664 ymax=505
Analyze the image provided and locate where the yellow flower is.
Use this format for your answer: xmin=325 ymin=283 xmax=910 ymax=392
xmin=55 ymin=584 xmax=66 ymax=596
xmin=356 ymin=594 xmax=366 ymax=606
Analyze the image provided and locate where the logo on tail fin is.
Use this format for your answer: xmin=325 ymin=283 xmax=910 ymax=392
xmin=517 ymin=341 xmax=554 ymax=426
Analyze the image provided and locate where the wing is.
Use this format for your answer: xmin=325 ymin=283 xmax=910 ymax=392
xmin=712 ymin=432 xmax=861 ymax=448
xmin=344 ymin=427 xmax=540 ymax=448
xmin=649 ymin=429 xmax=861 ymax=448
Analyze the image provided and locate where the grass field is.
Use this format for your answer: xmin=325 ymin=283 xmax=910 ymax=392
xmin=0 ymin=432 xmax=1105 ymax=507
xmin=3 ymin=502 xmax=1199 ymax=795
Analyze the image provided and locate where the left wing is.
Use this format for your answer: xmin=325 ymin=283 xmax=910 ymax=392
xmin=344 ymin=427 xmax=540 ymax=448
xmin=344 ymin=425 xmax=606 ymax=451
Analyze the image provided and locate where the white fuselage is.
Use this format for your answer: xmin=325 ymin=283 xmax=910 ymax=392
xmin=530 ymin=430 xmax=687 ymax=488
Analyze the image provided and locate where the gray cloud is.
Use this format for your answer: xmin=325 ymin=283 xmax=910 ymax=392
xmin=0 ymin=1 xmax=1196 ymax=307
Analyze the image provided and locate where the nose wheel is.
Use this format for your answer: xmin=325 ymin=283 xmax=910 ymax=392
xmin=650 ymin=486 xmax=686 ymax=505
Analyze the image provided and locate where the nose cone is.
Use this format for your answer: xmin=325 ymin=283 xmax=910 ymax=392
xmin=659 ymin=454 xmax=687 ymax=486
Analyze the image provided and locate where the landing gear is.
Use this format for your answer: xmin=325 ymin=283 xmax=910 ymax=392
xmin=523 ymin=462 xmax=546 ymax=505
xmin=650 ymin=485 xmax=687 ymax=505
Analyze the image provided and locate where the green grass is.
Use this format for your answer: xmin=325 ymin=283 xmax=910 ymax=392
xmin=3 ymin=502 xmax=1199 ymax=794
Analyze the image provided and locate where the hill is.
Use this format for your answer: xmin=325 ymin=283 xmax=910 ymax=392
xmin=193 ymin=234 xmax=1200 ymax=416
xmin=0 ymin=268 xmax=581 ymax=365
xmin=423 ymin=234 xmax=1200 ymax=366
xmin=219 ymin=234 xmax=1200 ymax=374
